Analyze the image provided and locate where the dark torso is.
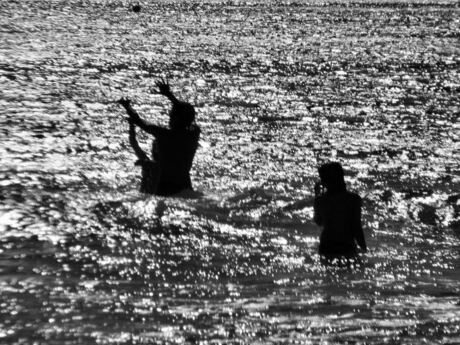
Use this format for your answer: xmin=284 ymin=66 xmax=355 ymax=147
xmin=315 ymin=191 xmax=362 ymax=256
xmin=154 ymin=126 xmax=200 ymax=196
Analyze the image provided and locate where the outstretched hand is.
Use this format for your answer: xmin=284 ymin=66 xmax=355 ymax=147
xmin=151 ymin=78 xmax=172 ymax=96
xmin=117 ymin=97 xmax=131 ymax=108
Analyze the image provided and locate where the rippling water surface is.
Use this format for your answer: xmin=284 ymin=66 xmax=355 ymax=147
xmin=1 ymin=0 xmax=459 ymax=344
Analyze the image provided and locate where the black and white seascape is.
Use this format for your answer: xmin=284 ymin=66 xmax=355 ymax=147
xmin=1 ymin=0 xmax=459 ymax=344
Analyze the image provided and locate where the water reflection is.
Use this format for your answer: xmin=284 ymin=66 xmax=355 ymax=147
xmin=1 ymin=0 xmax=460 ymax=344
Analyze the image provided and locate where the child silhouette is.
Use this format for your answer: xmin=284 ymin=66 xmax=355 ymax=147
xmin=313 ymin=162 xmax=367 ymax=259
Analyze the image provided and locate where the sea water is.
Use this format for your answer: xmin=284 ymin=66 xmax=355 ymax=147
xmin=1 ymin=0 xmax=459 ymax=344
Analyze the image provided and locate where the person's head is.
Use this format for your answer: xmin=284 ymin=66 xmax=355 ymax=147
xmin=318 ymin=162 xmax=346 ymax=193
xmin=169 ymin=102 xmax=196 ymax=129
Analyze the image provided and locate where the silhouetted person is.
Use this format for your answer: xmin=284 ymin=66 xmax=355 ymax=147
xmin=118 ymin=80 xmax=200 ymax=196
xmin=126 ymin=121 xmax=157 ymax=194
xmin=313 ymin=162 xmax=367 ymax=261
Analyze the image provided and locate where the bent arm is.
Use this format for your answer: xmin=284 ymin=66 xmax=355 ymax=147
xmin=128 ymin=123 xmax=149 ymax=161
xmin=128 ymin=115 xmax=162 ymax=137
xmin=119 ymin=100 xmax=141 ymax=121
xmin=120 ymin=102 xmax=162 ymax=136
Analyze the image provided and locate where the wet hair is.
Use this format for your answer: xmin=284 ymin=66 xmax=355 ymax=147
xmin=318 ymin=162 xmax=346 ymax=193
xmin=170 ymin=102 xmax=196 ymax=128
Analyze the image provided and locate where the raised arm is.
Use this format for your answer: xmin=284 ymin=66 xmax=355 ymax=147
xmin=118 ymin=98 xmax=162 ymax=136
xmin=127 ymin=122 xmax=149 ymax=162
xmin=353 ymin=197 xmax=367 ymax=252
xmin=153 ymin=79 xmax=180 ymax=105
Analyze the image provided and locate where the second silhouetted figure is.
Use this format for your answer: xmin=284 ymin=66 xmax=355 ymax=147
xmin=313 ymin=162 xmax=367 ymax=260
xmin=118 ymin=80 xmax=200 ymax=196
